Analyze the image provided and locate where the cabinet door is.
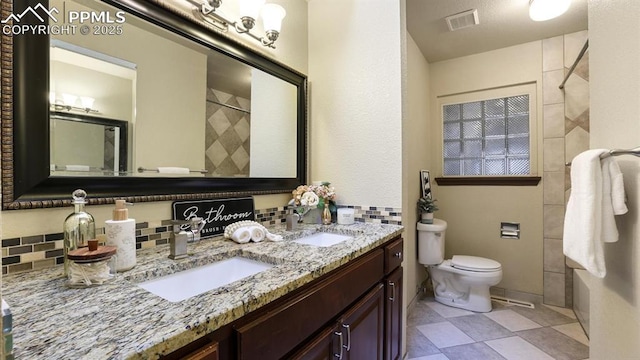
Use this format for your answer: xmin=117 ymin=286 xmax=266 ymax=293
xmin=341 ymin=283 xmax=385 ymax=360
xmin=385 ymin=267 xmax=403 ymax=360
xmin=288 ymin=325 xmax=342 ymax=360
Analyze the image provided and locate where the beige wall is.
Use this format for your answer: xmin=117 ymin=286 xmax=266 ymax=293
xmin=428 ymin=42 xmax=545 ymax=295
xmin=405 ymin=34 xmax=431 ymax=301
xmin=588 ymin=0 xmax=640 ymax=357
xmin=404 ymin=32 xmax=431 ymax=355
xmin=308 ymin=0 xmax=403 ymax=208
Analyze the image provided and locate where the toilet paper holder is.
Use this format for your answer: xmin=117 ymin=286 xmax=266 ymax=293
xmin=500 ymin=222 xmax=520 ymax=239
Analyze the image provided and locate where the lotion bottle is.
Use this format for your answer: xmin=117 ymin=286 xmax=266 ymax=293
xmin=105 ymin=200 xmax=136 ymax=271
xmin=63 ymin=189 xmax=95 ymax=276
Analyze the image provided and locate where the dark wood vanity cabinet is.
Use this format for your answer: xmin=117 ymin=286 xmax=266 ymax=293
xmin=384 ymin=238 xmax=404 ymax=360
xmin=164 ymin=237 xmax=403 ymax=360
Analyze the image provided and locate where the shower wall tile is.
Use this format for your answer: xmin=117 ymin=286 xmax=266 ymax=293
xmin=565 ymin=268 xmax=574 ymax=308
xmin=565 ymin=127 xmax=589 ymax=164
xmin=543 ymin=103 xmax=565 ymax=138
xmin=205 ymin=88 xmax=250 ymax=177
xmin=544 ymin=271 xmax=566 ymax=307
xmin=543 ymin=70 xmax=565 ymax=105
xmin=565 ymin=109 xmax=590 ymax=134
xmin=543 ymin=138 xmax=565 ymax=172
xmin=543 ymin=172 xmax=565 ymax=205
xmin=543 ymin=205 xmax=564 ymax=239
xmin=543 ymin=36 xmax=564 ymax=71
xmin=563 ymin=75 xmax=590 ymax=121
xmin=564 ymin=30 xmax=589 ymax=69
xmin=544 ymin=238 xmax=565 ymax=273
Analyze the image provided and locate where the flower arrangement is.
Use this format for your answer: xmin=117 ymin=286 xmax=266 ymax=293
xmin=291 ymin=182 xmax=336 ymax=209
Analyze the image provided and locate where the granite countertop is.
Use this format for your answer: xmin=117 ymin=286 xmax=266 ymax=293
xmin=2 ymin=222 xmax=403 ymax=359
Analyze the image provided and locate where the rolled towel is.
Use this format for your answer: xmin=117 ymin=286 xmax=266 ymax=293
xmin=249 ymin=226 xmax=265 ymax=242
xmin=157 ymin=167 xmax=190 ymax=174
xmin=231 ymin=228 xmax=251 ymax=244
xmin=266 ymin=233 xmax=283 ymax=242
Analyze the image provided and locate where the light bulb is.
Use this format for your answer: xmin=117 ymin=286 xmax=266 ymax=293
xmin=239 ymin=0 xmax=265 ymax=28
xmin=80 ymin=96 xmax=95 ymax=109
xmin=49 ymin=92 xmax=56 ymax=104
xmin=62 ymin=93 xmax=77 ymax=106
xmin=261 ymin=3 xmax=286 ymax=33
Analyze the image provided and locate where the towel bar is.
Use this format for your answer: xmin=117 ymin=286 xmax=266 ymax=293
xmin=137 ymin=167 xmax=207 ymax=174
xmin=565 ymin=146 xmax=640 ymax=166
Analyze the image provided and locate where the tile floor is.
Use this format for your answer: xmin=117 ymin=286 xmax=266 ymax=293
xmin=407 ymin=294 xmax=590 ymax=360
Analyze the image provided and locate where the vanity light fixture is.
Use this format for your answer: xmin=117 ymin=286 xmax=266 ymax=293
xmin=529 ymin=0 xmax=571 ymax=21
xmin=198 ymin=0 xmax=286 ymax=48
xmin=50 ymin=92 xmax=99 ymax=114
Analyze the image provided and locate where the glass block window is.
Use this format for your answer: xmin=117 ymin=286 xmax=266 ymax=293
xmin=443 ymin=95 xmax=530 ymax=176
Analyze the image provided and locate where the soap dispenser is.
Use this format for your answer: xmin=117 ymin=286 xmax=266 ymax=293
xmin=63 ymin=189 xmax=95 ymax=276
xmin=105 ymin=200 xmax=136 ymax=271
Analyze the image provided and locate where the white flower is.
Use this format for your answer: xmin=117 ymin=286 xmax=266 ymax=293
xmin=300 ymin=191 xmax=319 ymax=207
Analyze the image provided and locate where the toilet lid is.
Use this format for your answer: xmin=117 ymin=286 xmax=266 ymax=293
xmin=451 ymin=255 xmax=501 ymax=272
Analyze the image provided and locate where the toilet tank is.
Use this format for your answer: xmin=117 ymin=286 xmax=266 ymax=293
xmin=417 ymin=219 xmax=447 ymax=265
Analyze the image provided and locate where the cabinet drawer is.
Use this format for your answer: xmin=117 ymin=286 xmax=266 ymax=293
xmin=236 ymin=249 xmax=384 ymax=360
xmin=384 ymin=238 xmax=403 ymax=274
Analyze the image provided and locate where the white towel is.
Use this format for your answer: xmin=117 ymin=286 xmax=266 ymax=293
xmin=249 ymin=226 xmax=265 ymax=242
xmin=66 ymin=165 xmax=90 ymax=171
xmin=266 ymin=233 xmax=283 ymax=242
xmin=231 ymin=228 xmax=251 ymax=244
xmin=157 ymin=167 xmax=190 ymax=174
xmin=601 ymin=157 xmax=628 ymax=243
xmin=563 ymin=149 xmax=627 ymax=278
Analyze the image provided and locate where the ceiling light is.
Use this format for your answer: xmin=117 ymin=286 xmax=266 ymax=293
xmin=529 ymin=0 xmax=571 ymax=21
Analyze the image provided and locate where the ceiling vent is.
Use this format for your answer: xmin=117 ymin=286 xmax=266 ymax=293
xmin=445 ymin=9 xmax=479 ymax=31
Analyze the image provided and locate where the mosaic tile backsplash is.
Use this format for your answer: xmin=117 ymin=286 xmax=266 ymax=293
xmin=1 ymin=205 xmax=402 ymax=275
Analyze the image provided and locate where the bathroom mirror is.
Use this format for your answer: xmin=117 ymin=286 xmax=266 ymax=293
xmin=2 ymin=0 xmax=307 ymax=209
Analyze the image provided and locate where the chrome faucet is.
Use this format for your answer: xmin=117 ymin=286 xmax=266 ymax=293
xmin=169 ymin=220 xmax=190 ymax=260
xmin=189 ymin=217 xmax=206 ymax=242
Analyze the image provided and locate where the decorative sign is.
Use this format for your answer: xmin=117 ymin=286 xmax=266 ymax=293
xmin=172 ymin=197 xmax=255 ymax=237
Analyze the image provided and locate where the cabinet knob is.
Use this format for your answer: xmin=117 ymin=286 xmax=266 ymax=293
xmin=394 ymin=252 xmax=402 ymax=258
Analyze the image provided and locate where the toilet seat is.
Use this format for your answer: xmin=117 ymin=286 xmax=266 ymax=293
xmin=451 ymin=255 xmax=501 ymax=272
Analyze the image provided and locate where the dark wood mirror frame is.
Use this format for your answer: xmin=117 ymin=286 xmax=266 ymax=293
xmin=1 ymin=0 xmax=307 ymax=210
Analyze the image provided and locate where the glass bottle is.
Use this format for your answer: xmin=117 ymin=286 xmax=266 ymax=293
xmin=63 ymin=189 xmax=95 ymax=276
xmin=322 ymin=200 xmax=332 ymax=225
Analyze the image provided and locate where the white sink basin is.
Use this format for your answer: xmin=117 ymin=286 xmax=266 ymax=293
xmin=292 ymin=233 xmax=353 ymax=247
xmin=138 ymin=257 xmax=273 ymax=302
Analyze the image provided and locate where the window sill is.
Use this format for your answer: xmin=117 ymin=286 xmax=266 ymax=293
xmin=434 ymin=176 xmax=541 ymax=186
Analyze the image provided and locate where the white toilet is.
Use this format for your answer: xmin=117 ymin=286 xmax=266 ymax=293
xmin=417 ymin=219 xmax=502 ymax=312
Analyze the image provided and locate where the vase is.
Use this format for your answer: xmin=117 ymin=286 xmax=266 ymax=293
xmin=303 ymin=208 xmax=322 ymax=224
xmin=322 ymin=202 xmax=332 ymax=225
xmin=421 ymin=212 xmax=434 ymax=224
